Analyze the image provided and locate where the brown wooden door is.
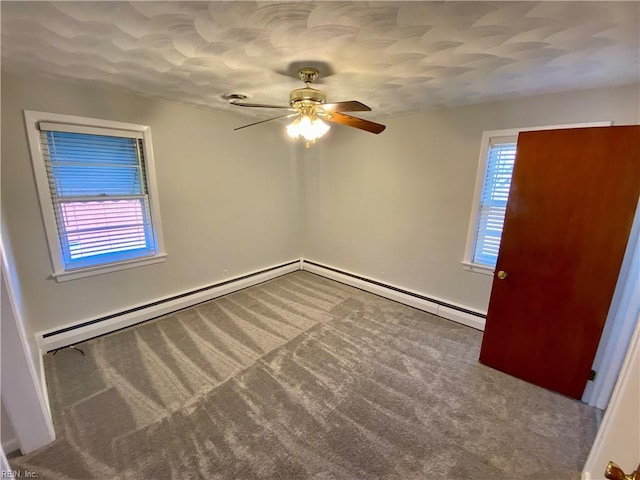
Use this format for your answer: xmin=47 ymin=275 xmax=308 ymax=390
xmin=479 ymin=126 xmax=640 ymax=399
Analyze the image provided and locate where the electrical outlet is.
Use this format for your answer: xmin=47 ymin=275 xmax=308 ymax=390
xmin=223 ymin=269 xmax=228 ymax=277
xmin=380 ymin=271 xmax=386 ymax=278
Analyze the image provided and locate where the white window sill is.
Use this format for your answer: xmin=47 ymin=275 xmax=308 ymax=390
xmin=51 ymin=253 xmax=167 ymax=282
xmin=461 ymin=261 xmax=495 ymax=276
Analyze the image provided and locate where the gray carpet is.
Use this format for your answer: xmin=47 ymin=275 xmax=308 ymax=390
xmin=11 ymin=271 xmax=597 ymax=479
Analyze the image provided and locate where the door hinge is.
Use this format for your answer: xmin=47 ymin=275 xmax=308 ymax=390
xmin=589 ymin=369 xmax=597 ymax=381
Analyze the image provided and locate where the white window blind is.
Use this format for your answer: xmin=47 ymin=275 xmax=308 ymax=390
xmin=39 ymin=125 xmax=158 ymax=271
xmin=471 ymin=138 xmax=517 ymax=268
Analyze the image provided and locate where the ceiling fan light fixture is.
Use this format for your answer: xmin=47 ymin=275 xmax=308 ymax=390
xmin=286 ymin=114 xmax=329 ymax=142
xmin=286 ymin=118 xmax=301 ymax=138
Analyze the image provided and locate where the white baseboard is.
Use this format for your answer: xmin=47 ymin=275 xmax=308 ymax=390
xmin=37 ymin=261 xmax=300 ymax=352
xmin=38 ymin=351 xmax=52 ymax=422
xmin=1 ymin=438 xmax=19 ymax=456
xmin=437 ymin=305 xmax=486 ymax=331
xmin=301 ymin=259 xmax=486 ymax=331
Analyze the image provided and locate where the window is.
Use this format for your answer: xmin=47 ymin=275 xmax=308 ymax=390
xmin=463 ymin=122 xmax=611 ymax=275
xmin=470 ymin=136 xmax=517 ymax=269
xmin=25 ymin=111 xmax=166 ymax=281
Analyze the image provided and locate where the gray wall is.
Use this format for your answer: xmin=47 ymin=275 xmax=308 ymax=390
xmin=1 ymin=72 xmax=301 ymax=334
xmin=300 ymin=84 xmax=640 ymax=313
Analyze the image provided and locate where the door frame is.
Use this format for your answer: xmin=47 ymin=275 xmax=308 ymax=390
xmin=0 ymin=241 xmax=55 ymax=453
xmin=0 ymin=444 xmax=9 ymax=476
xmin=581 ymin=310 xmax=640 ymax=479
xmin=582 ymin=198 xmax=640 ymax=407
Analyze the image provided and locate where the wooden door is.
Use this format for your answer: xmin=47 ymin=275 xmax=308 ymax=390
xmin=479 ymin=126 xmax=640 ymax=399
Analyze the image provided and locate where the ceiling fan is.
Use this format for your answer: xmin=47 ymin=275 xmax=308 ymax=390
xmin=229 ymin=67 xmax=385 ymax=146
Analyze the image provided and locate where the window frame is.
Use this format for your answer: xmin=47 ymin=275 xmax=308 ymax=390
xmin=24 ymin=110 xmax=166 ymax=282
xmin=463 ymin=121 xmax=612 ymax=276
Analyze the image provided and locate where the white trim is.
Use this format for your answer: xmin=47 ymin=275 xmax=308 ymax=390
xmin=582 ymin=312 xmax=640 ymax=479
xmin=23 ymin=110 xmax=166 ymax=282
xmin=37 ymin=261 xmax=300 ymax=351
xmin=438 ymin=305 xmax=486 ymax=331
xmin=38 ymin=122 xmax=143 ymax=139
xmin=0 ymin=445 xmax=10 ymax=477
xmin=52 ymin=253 xmax=167 ymax=282
xmin=24 ymin=110 xmax=64 ymax=276
xmin=38 ymin=351 xmax=53 ymax=421
xmin=463 ymin=121 xmax=613 ymax=274
xmin=141 ymin=126 xmax=166 ymax=263
xmin=461 ymin=261 xmax=494 ymax=276
xmin=301 ymin=259 xmax=486 ymax=331
xmin=0 ymin=246 xmax=56 ymax=453
xmin=583 ymin=197 xmax=640 ymax=407
xmin=1 ymin=438 xmax=19 ymax=456
xmin=474 ymin=122 xmax=613 ymax=140
xmin=25 ymin=111 xmax=153 ymax=135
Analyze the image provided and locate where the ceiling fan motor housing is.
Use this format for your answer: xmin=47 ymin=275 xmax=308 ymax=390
xmin=289 ymin=86 xmax=326 ymax=109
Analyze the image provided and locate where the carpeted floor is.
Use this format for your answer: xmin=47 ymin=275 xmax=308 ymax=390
xmin=11 ymin=271 xmax=597 ymax=479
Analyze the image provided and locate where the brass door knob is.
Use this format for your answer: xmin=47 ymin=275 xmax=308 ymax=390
xmin=497 ymin=270 xmax=508 ymax=280
xmin=606 ymin=461 xmax=640 ymax=480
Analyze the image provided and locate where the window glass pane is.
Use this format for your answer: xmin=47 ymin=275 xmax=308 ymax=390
xmin=41 ymin=129 xmax=156 ymax=271
xmin=44 ymin=131 xmax=143 ymax=197
xmin=472 ymin=142 xmax=517 ymax=267
xmin=57 ymin=199 xmax=155 ymax=269
xmin=61 ymin=200 xmax=147 ymax=257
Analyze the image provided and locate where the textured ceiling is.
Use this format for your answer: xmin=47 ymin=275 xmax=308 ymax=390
xmin=2 ymin=1 xmax=639 ymax=119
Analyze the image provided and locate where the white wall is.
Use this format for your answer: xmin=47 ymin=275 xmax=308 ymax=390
xmin=1 ymin=72 xmax=300 ymax=335
xmin=301 ymin=84 xmax=640 ymax=314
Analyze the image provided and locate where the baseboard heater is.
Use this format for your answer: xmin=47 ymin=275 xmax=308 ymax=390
xmin=301 ymin=259 xmax=486 ymax=331
xmin=38 ymin=260 xmax=301 ymax=352
xmin=39 ymin=258 xmax=486 ymax=351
